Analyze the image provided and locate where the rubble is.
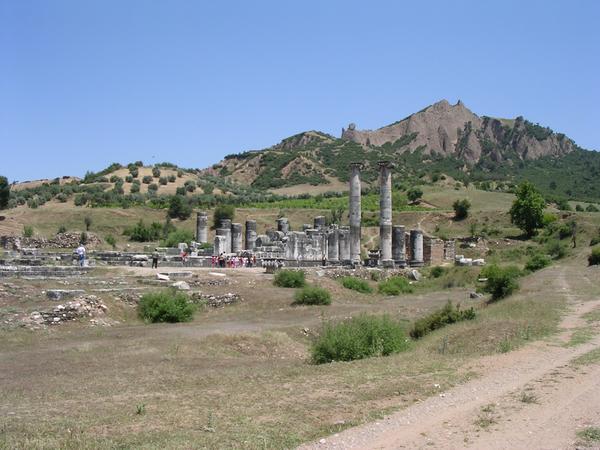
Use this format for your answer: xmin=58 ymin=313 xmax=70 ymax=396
xmin=1 ymin=233 xmax=102 ymax=250
xmin=20 ymin=295 xmax=108 ymax=329
xmin=46 ymin=289 xmax=86 ymax=300
xmin=190 ymin=292 xmax=241 ymax=308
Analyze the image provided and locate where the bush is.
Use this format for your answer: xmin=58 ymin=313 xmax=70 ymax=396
xmin=378 ymin=276 xmax=414 ymax=295
xmin=162 ymin=229 xmax=194 ymax=248
xmin=546 ymin=239 xmax=568 ymax=259
xmin=126 ymin=220 xmax=163 ymax=242
xmin=410 ymin=301 xmax=476 ymax=339
xmin=589 ymin=247 xmax=600 ymax=266
xmin=524 ymin=253 xmax=551 ymax=272
xmin=452 ymin=199 xmax=471 ymax=220
xmin=586 ymin=204 xmax=599 ymax=212
xmin=273 ymin=269 xmax=306 ymax=288
xmin=311 ymin=314 xmax=410 ymax=364
xmin=57 ymin=225 xmax=67 ymax=234
xmin=130 ymin=182 xmax=141 ymax=193
xmin=129 ymin=167 xmax=139 ymax=178
xmin=480 ymin=264 xmax=520 ymax=301
xmin=84 ymin=216 xmax=92 ymax=231
xmin=138 ymin=290 xmax=195 ymax=323
xmin=575 ymin=204 xmax=584 ymax=212
xmin=167 ymin=195 xmax=192 ymax=220
xmin=125 ymin=175 xmax=133 ymax=183
xmin=152 ymin=167 xmax=161 ymax=178
xmin=293 ymin=285 xmax=331 ymax=305
xmin=407 ymin=187 xmax=423 ymax=203
xmin=105 ymin=234 xmax=117 ymax=249
xmin=148 ymin=183 xmax=159 ymax=193
xmin=340 ymin=276 xmax=373 ymax=293
xmin=213 ymin=205 xmax=235 ymax=229
xmin=142 ymin=175 xmax=153 ymax=184
xmin=168 ymin=174 xmax=176 ymax=183
xmin=159 ymin=176 xmax=168 ymax=186
xmin=23 ymin=225 xmax=34 ymax=238
xmin=430 ymin=266 xmax=445 ymax=278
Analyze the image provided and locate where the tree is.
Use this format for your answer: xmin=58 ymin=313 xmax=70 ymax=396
xmin=212 ymin=205 xmax=235 ymax=229
xmin=167 ymin=195 xmax=192 ymax=220
xmin=509 ymin=181 xmax=545 ymax=237
xmin=0 ymin=176 xmax=10 ymax=209
xmin=84 ymin=216 xmax=92 ymax=231
xmin=452 ymin=199 xmax=471 ymax=220
xmin=407 ymin=187 xmax=423 ymax=203
xmin=329 ymin=206 xmax=345 ymax=225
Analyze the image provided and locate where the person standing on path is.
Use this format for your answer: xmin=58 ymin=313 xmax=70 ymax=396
xmin=152 ymin=248 xmax=159 ymax=269
xmin=76 ymin=244 xmax=86 ymax=267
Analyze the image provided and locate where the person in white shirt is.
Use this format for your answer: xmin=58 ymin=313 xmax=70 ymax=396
xmin=76 ymin=244 xmax=86 ymax=267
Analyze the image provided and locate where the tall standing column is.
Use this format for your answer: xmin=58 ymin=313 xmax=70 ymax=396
xmin=349 ymin=163 xmax=363 ymax=265
xmin=378 ymin=161 xmax=394 ymax=266
xmin=392 ymin=225 xmax=406 ymax=267
xmin=220 ymin=219 xmax=232 ymax=253
xmin=313 ymin=216 xmax=326 ymax=231
xmin=231 ymin=223 xmax=243 ymax=253
xmin=410 ymin=229 xmax=424 ymax=267
xmin=196 ymin=211 xmax=208 ymax=244
xmin=245 ymin=220 xmax=257 ymax=250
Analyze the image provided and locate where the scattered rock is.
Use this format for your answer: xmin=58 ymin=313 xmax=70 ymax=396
xmin=470 ymin=292 xmax=484 ymax=299
xmin=46 ymin=289 xmax=85 ymax=301
xmin=190 ymin=292 xmax=241 ymax=308
xmin=21 ymin=295 xmax=108 ymax=329
xmin=172 ymin=281 xmax=190 ymax=291
xmin=156 ymin=273 xmax=170 ymax=281
xmin=408 ymin=269 xmax=422 ymax=281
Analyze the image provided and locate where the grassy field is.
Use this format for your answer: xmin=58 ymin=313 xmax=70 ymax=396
xmin=1 ymin=241 xmax=599 ymax=448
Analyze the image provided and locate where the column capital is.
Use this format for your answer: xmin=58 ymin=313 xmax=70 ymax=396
xmin=377 ymin=160 xmax=395 ymax=169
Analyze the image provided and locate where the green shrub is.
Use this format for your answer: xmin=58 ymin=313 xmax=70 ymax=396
xmin=159 ymin=176 xmax=168 ymax=186
xmin=138 ymin=290 xmax=195 ymax=323
xmin=273 ymin=269 xmax=305 ymax=288
xmin=410 ymin=301 xmax=476 ymax=339
xmin=142 ymin=175 xmax=153 ymax=184
xmin=23 ymin=225 xmax=34 ymax=238
xmin=293 ymin=285 xmax=331 ymax=305
xmin=311 ymin=314 xmax=410 ymax=364
xmin=589 ymin=248 xmax=600 ymax=266
xmin=378 ymin=276 xmax=414 ymax=295
xmin=452 ymin=198 xmax=471 ymax=220
xmin=340 ymin=276 xmax=373 ymax=293
xmin=430 ymin=266 xmax=445 ymax=278
xmin=546 ymin=239 xmax=568 ymax=259
xmin=57 ymin=225 xmax=67 ymax=234
xmin=105 ymin=234 xmax=117 ymax=249
xmin=125 ymin=175 xmax=133 ymax=183
xmin=152 ymin=167 xmax=161 ymax=178
xmin=524 ymin=253 xmax=551 ymax=272
xmin=126 ymin=220 xmax=163 ymax=242
xmin=162 ymin=229 xmax=194 ymax=248
xmin=586 ymin=204 xmax=599 ymax=212
xmin=480 ymin=264 xmax=521 ymax=301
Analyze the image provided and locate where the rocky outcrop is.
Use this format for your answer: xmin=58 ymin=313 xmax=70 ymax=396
xmin=342 ymin=100 xmax=575 ymax=163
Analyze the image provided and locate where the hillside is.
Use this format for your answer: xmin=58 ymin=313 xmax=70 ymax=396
xmin=4 ymin=100 xmax=600 ymax=211
xmin=205 ymin=100 xmax=600 ymax=202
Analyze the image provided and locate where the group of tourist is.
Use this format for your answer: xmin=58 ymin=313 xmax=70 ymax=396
xmin=213 ymin=254 xmax=256 ymax=268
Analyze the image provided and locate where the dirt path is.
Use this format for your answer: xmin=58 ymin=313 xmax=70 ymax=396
xmin=300 ymin=268 xmax=600 ymax=450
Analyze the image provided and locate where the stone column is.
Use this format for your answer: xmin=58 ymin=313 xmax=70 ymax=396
xmin=220 ymin=219 xmax=232 ymax=253
xmin=338 ymin=226 xmax=350 ymax=263
xmin=327 ymin=227 xmax=339 ymax=263
xmin=392 ymin=225 xmax=406 ymax=267
xmin=349 ymin=163 xmax=363 ymax=264
xmin=410 ymin=229 xmax=424 ymax=267
xmin=215 ymin=230 xmax=228 ymax=255
xmin=313 ymin=216 xmax=326 ymax=231
xmin=245 ymin=220 xmax=257 ymax=250
xmin=231 ymin=223 xmax=243 ymax=253
xmin=378 ymin=161 xmax=394 ymax=266
xmin=277 ymin=217 xmax=289 ymax=233
xmin=196 ymin=211 xmax=208 ymax=244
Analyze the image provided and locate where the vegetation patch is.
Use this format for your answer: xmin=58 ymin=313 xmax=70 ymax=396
xmin=378 ymin=276 xmax=414 ymax=295
xmin=410 ymin=301 xmax=476 ymax=339
xmin=340 ymin=276 xmax=373 ymax=294
xmin=293 ymin=285 xmax=331 ymax=306
xmin=138 ymin=290 xmax=196 ymax=323
xmin=589 ymin=247 xmax=600 ymax=266
xmin=524 ymin=253 xmax=551 ymax=272
xmin=572 ymin=348 xmax=600 ymax=366
xmin=273 ymin=269 xmax=306 ymax=288
xmin=480 ymin=264 xmax=521 ymax=301
xmin=311 ymin=314 xmax=410 ymax=364
xmin=577 ymin=427 xmax=600 ymax=443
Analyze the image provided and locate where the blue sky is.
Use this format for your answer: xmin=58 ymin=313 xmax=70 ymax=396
xmin=1 ymin=0 xmax=599 ymax=182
